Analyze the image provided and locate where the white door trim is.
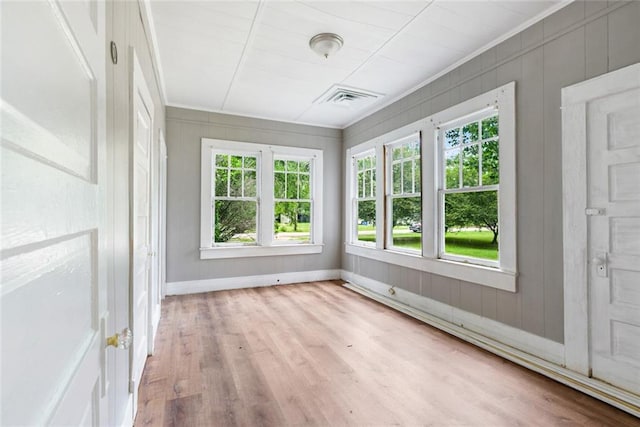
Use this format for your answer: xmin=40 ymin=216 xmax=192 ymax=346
xmin=561 ymin=62 xmax=640 ymax=375
xmin=129 ymin=47 xmax=154 ymax=418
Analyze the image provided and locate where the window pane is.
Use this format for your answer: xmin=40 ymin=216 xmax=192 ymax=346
xmin=392 ymin=163 xmax=401 ymax=194
xmin=214 ymin=200 xmax=256 ymax=244
xmin=299 ymin=160 xmax=310 ymax=172
xmin=402 ymin=159 xmax=413 ymax=193
xmin=274 ymin=172 xmax=285 ymax=199
xmin=229 ymin=169 xmax=242 ymax=196
xmin=244 ymin=156 xmax=256 ymax=170
xmin=482 ymin=116 xmax=499 ymax=139
xmin=216 ymin=154 xmax=228 ymax=167
xmin=482 ymin=140 xmax=499 ymax=185
xmin=414 ymin=158 xmax=421 ymax=193
xmin=230 ymin=155 xmax=243 ymax=168
xmin=299 ymin=174 xmax=310 ymax=199
xmin=274 ymin=201 xmax=310 ymax=244
xmin=274 ymin=159 xmax=285 ymax=171
xmin=364 ymin=156 xmax=371 ymax=169
xmin=286 ymin=160 xmax=298 ymax=172
xmin=357 ymin=200 xmax=376 ymax=243
xmin=462 ymin=122 xmax=479 ymax=143
xmin=391 ymin=196 xmax=421 ymax=251
xmin=215 ymin=168 xmax=228 ymax=196
xmin=371 ymin=169 xmax=376 ymax=197
xmin=443 ymin=191 xmax=498 ymax=260
xmin=462 ymin=145 xmax=479 ymax=187
xmin=286 ymin=173 xmax=298 ymax=199
xmin=362 ymin=171 xmax=370 ymax=198
xmin=445 ymin=128 xmax=460 ymax=149
xmin=357 ymin=171 xmax=364 ymax=198
xmin=357 ymin=158 xmax=364 ymax=171
xmin=392 ymin=147 xmax=402 ymax=161
xmin=402 ymin=144 xmax=414 ymax=158
xmin=244 ymin=170 xmax=256 ymax=197
xmin=445 ymin=149 xmax=460 ymax=189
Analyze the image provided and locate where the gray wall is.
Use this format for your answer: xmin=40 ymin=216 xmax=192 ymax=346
xmin=165 ymin=107 xmax=342 ymax=282
xmin=106 ymin=1 xmax=166 ymax=425
xmin=342 ymin=1 xmax=640 ymax=344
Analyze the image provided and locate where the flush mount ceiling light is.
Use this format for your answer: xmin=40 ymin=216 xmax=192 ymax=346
xmin=309 ymin=33 xmax=344 ymax=59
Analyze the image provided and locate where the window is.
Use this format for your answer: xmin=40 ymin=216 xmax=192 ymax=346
xmin=274 ymin=158 xmax=311 ymax=244
xmin=201 ymin=139 xmax=323 ymax=259
xmin=353 ymin=151 xmax=376 ymax=245
xmin=345 ymin=82 xmax=516 ymax=292
xmin=439 ymin=113 xmax=499 ymax=267
xmin=213 ymin=152 xmax=259 ymax=245
xmin=386 ymin=133 xmax=421 ymax=252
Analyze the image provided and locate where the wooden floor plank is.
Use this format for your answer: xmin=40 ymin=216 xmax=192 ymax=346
xmin=134 ymin=281 xmax=640 ymax=426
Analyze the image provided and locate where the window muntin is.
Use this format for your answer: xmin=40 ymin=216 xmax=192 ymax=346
xmin=386 ymin=134 xmax=421 ymax=252
xmin=354 ymin=151 xmax=376 ymax=245
xmin=274 ymin=157 xmax=312 ymax=244
xmin=440 ymin=112 xmax=499 ymax=266
xmin=213 ymin=152 xmax=259 ymax=246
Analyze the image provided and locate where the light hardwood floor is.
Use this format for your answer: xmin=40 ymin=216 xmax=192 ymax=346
xmin=135 ymin=281 xmax=640 ymax=426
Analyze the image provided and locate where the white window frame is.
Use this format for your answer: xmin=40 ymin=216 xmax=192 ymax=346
xmin=385 ymin=132 xmax=422 ymax=254
xmin=345 ymin=82 xmax=517 ymax=292
xmin=201 ymin=138 xmax=323 ymax=259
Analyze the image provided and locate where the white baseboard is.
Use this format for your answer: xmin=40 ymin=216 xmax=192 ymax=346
xmin=166 ymin=269 xmax=342 ymax=295
xmin=341 ymin=270 xmax=640 ymax=418
xmin=340 ymin=270 xmax=563 ymax=363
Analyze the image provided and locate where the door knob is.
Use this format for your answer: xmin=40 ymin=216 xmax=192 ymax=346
xmin=106 ymin=327 xmax=132 ymax=349
xmin=591 ymin=253 xmax=608 ymax=278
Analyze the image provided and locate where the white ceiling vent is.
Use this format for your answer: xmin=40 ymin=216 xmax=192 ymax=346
xmin=314 ymin=84 xmax=383 ymax=108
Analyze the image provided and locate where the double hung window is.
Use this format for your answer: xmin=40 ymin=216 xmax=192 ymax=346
xmin=386 ymin=134 xmax=421 ymax=252
xmin=440 ymin=113 xmax=499 ymax=266
xmin=201 ymin=139 xmax=323 ymax=259
xmin=353 ymin=151 xmax=377 ymax=245
xmin=213 ymin=152 xmax=259 ymax=245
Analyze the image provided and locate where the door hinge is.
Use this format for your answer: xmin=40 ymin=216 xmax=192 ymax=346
xmin=585 ymin=208 xmax=605 ymax=216
xmin=129 ymin=379 xmax=136 ymax=393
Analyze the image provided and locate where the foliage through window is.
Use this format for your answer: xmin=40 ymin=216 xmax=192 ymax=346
xmin=386 ymin=135 xmax=421 ymax=252
xmin=441 ymin=113 xmax=499 ymax=263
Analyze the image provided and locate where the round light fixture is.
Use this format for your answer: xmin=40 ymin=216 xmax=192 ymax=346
xmin=309 ymin=33 xmax=344 ymax=59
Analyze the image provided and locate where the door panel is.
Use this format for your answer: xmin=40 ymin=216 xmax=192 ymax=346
xmin=0 ymin=0 xmax=106 ymax=425
xmin=588 ymin=87 xmax=640 ymax=395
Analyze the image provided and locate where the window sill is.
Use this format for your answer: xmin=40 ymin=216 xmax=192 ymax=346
xmin=345 ymin=243 xmax=517 ymax=292
xmin=200 ymin=244 xmax=323 ymax=260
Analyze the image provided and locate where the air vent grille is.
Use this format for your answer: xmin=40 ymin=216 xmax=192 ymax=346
xmin=315 ymin=85 xmax=383 ymax=108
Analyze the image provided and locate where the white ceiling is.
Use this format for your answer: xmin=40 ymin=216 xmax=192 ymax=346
xmin=149 ymin=0 xmax=567 ymax=129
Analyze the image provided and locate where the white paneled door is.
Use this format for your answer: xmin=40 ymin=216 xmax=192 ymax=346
xmin=588 ymin=84 xmax=640 ymax=395
xmin=563 ymin=62 xmax=640 ymax=402
xmin=1 ymin=0 xmax=108 ymax=425
xmin=130 ymin=51 xmax=154 ymax=415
